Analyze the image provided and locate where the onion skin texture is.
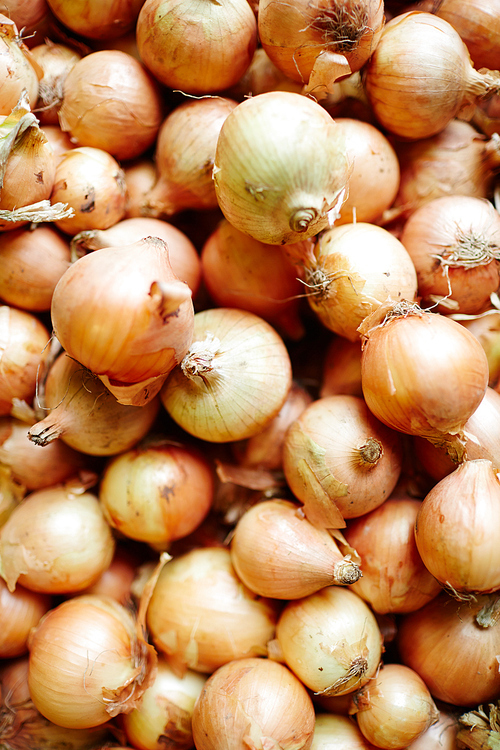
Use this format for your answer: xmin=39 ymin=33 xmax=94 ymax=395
xmin=45 ymin=0 xmax=144 ymax=39
xmin=415 ymin=459 xmax=500 ymax=594
xmin=31 ymin=41 xmax=81 ymax=126
xmin=213 ymin=91 xmax=350 ymax=245
xmin=0 ymin=15 xmax=40 ymax=114
xmin=136 ymin=0 xmax=257 ymax=94
xmin=191 ymin=657 xmax=316 ymax=750
xmin=0 ymin=578 xmax=51 ymax=657
xmin=434 ymin=0 xmax=500 ymax=70
xmin=58 ymin=50 xmax=164 ymax=161
xmin=398 ymin=591 xmax=500 ymax=706
xmin=311 ymin=713 xmax=380 ymax=750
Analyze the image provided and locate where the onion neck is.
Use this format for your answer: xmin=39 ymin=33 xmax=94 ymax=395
xmin=464 ymin=67 xmax=500 ymax=107
xmin=356 ymin=437 xmax=383 ymax=467
xmin=181 ymin=333 xmax=222 ymax=382
xmin=436 ymin=228 xmax=500 ymax=270
xmin=333 ymin=556 xmax=362 ymax=585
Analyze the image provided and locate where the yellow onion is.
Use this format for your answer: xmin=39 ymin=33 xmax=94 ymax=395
xmin=58 ymin=50 xmax=164 ymax=161
xmin=230 ymin=498 xmax=362 ymax=599
xmin=50 ymin=146 xmax=127 ymax=236
xmin=274 ymin=585 xmax=383 ymax=696
xmin=353 ymin=663 xmax=439 ymax=749
xmin=320 ymin=336 xmax=363 ymax=398
xmin=406 ymin=709 xmax=459 ymax=750
xmin=51 ymin=237 xmax=194 ymax=406
xmin=0 ymin=305 xmax=50 ymax=416
xmin=0 ymin=578 xmax=51 ymax=657
xmin=415 ymin=458 xmax=500 ymax=594
xmin=191 ymin=657 xmax=316 ymax=750
xmin=303 ymin=222 xmax=418 ymax=342
xmin=433 ymin=0 xmax=500 ymax=70
xmin=311 ymin=713 xmax=379 ymax=749
xmin=0 ymin=484 xmax=115 ymax=594
xmin=0 ymin=465 xmax=25 ymax=528
xmin=282 ymin=394 xmax=403 ymax=529
xmin=343 ymin=496 xmax=441 ymax=613
xmin=462 ymin=311 xmax=500 ymax=388
xmin=0 ymin=15 xmax=40 ymax=114
xmin=122 ymin=157 xmax=156 ymax=218
xmin=364 ymin=11 xmax=500 ymax=140
xmin=213 ymin=91 xmax=350 ymax=245
xmin=160 ymin=307 xmax=292 ymax=443
xmin=146 ymin=547 xmax=279 ymax=675
xmin=45 ymin=0 xmax=144 ymax=39
xmin=30 ymin=41 xmax=81 ymax=126
xmin=28 ymin=594 xmax=157 ymax=728
xmin=136 ymin=0 xmax=257 ymax=94
xmin=141 ymin=98 xmax=237 ymax=218
xmin=27 ymin=353 xmax=160 ymax=455
xmin=99 ymin=436 xmax=214 ymax=547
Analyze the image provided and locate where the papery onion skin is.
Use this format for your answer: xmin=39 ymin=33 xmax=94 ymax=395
xmin=161 ymin=307 xmax=293 ymax=443
xmin=30 ymin=41 xmax=81 ymax=126
xmin=0 ymin=578 xmax=51 ymax=657
xmin=45 ymin=0 xmax=144 ymax=39
xmin=28 ymin=594 xmax=157 ymax=729
xmin=398 ymin=591 xmax=500 ymax=706
xmin=0 ymin=15 xmax=40 ymax=114
xmin=58 ymin=50 xmax=164 ymax=161
xmin=415 ymin=458 xmax=500 ymax=594
xmin=136 ymin=0 xmax=257 ymax=94
xmin=213 ymin=91 xmax=350 ymax=245
xmin=191 ymin=657 xmax=316 ymax=750
xmin=434 ymin=0 xmax=500 ymax=70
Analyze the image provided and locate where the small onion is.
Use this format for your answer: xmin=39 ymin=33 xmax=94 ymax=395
xmin=320 ymin=336 xmax=363 ymax=398
xmin=0 ymin=578 xmax=51 ymax=657
xmin=146 ymin=547 xmax=279 ymax=674
xmin=274 ymin=585 xmax=383 ymax=696
xmin=160 ymin=307 xmax=292 ymax=443
xmin=58 ymin=50 xmax=164 ymax=161
xmin=191 ymin=657 xmax=315 ymax=750
xmin=45 ymin=0 xmax=144 ymax=39
xmin=30 ymin=41 xmax=81 ymax=126
xmin=28 ymin=594 xmax=157 ymax=728
xmin=0 ymin=484 xmax=115 ymax=594
xmin=354 ymin=663 xmax=439 ymax=749
xmin=213 ymin=91 xmax=350 ymax=245
xmin=311 ymin=713 xmax=379 ymax=750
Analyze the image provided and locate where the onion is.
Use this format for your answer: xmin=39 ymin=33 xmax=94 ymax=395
xmin=353 ymin=663 xmax=439 ymax=749
xmin=231 ymin=498 xmax=362 ymax=599
xmin=462 ymin=311 xmax=500 ymax=388
xmin=406 ymin=709 xmax=459 ymax=750
xmin=41 ymin=123 xmax=75 ymax=163
xmin=146 ymin=547 xmax=279 ymax=674
xmin=70 ymin=217 xmax=202 ymax=297
xmin=258 ymin=0 xmax=385 ymax=97
xmin=2 ymin=0 xmax=49 ymax=32
xmin=30 ymin=41 xmax=81 ymax=126
xmin=51 ymin=236 xmax=194 ymax=406
xmin=0 ymin=305 xmax=50 ymax=416
xmin=0 ymin=224 xmax=71 ymax=311
xmin=415 ymin=458 xmax=500 ymax=594
xmin=0 ymin=16 xmax=40 ymax=114
xmin=397 ymin=590 xmax=500 ymax=706
xmin=213 ymin=91 xmax=350 ymax=245
xmin=399 ymin=195 xmax=500 ymax=314
xmin=191 ymin=657 xmax=315 ymax=750
xmin=141 ymin=98 xmax=238 ymax=218
xmin=364 ymin=11 xmax=500 ymax=140
xmin=160 ymin=307 xmax=292 ymax=443
xmin=58 ymin=50 xmax=164 ymax=161
xmin=226 ymin=47 xmax=303 ymax=100
xmin=433 ymin=0 xmax=500 ymax=70
xmin=201 ymin=218 xmax=306 ymax=341
xmin=123 ymin=157 xmax=156 ymax=218
xmin=80 ymin=545 xmax=140 ymax=606
xmin=136 ymin=0 xmax=257 ymax=94
xmin=28 ymin=594 xmax=157 ymax=728
xmin=274 ymin=585 xmax=383 ymax=696
xmin=99 ymin=436 xmax=214 ymax=547
xmin=27 ymin=353 xmax=160 ymax=456
xmin=320 ymin=336 xmax=363 ymax=398
xmin=311 ymin=713 xmax=379 ymax=750
xmin=282 ymin=394 xmax=403 ymax=529
xmin=0 ymin=466 xmax=24 ymax=528
xmin=122 ymin=656 xmax=206 ymax=750
xmin=0 ymin=578 xmax=51 ymax=657
xmin=45 ymin=0 xmax=144 ymax=39
xmin=360 ymin=302 xmax=489 ymax=459
xmin=0 ymin=484 xmax=115 ymax=594
xmin=50 ymin=146 xmax=127 ymax=236
xmin=303 ymin=222 xmax=418 ymax=342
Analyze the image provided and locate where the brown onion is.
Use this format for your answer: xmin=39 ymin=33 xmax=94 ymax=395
xmin=462 ymin=311 xmax=500 ymax=388
xmin=0 ymin=578 xmax=51 ymax=657
xmin=399 ymin=195 xmax=500 ymax=314
xmin=27 ymin=353 xmax=160 ymax=456
xmin=406 ymin=709 xmax=459 ymax=750
xmin=191 ymin=657 xmax=315 ymax=750
xmin=51 ymin=236 xmax=194 ymax=405
xmin=0 ymin=16 xmax=40 ymax=114
xmin=311 ymin=713 xmax=379 ymax=749
xmin=433 ymin=0 xmax=500 ymax=70
xmin=30 ymin=41 xmax=81 ymax=126
xmin=58 ymin=50 xmax=164 ymax=161
xmin=282 ymin=394 xmax=403 ymax=529
xmin=136 ymin=0 xmax=257 ymax=94
xmin=45 ymin=0 xmax=144 ymax=39
xmin=146 ymin=547 xmax=279 ymax=674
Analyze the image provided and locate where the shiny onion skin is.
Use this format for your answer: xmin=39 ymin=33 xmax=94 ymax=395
xmin=433 ymin=0 xmax=500 ymax=70
xmin=0 ymin=15 xmax=40 ymax=114
xmin=0 ymin=578 xmax=51 ymax=657
xmin=30 ymin=41 xmax=81 ymax=126
xmin=398 ymin=591 xmax=500 ymax=706
xmin=136 ymin=0 xmax=257 ymax=94
xmin=213 ymin=91 xmax=350 ymax=245
xmin=360 ymin=304 xmax=489 ymax=454
xmin=45 ymin=0 xmax=144 ymax=40
xmin=191 ymin=657 xmax=316 ymax=750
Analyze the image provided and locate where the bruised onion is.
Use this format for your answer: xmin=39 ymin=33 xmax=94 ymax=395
xmin=51 ymin=236 xmax=194 ymax=405
xmin=213 ymin=91 xmax=350 ymax=245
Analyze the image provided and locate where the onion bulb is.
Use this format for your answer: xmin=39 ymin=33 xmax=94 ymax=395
xmin=28 ymin=593 xmax=157 ymax=728
xmin=282 ymin=394 xmax=403 ymax=529
xmin=213 ymin=91 xmax=350 ymax=245
xmin=30 ymin=41 xmax=81 ymax=126
xmin=0 ymin=578 xmax=51 ymax=657
xmin=462 ymin=311 xmax=500 ymax=388
xmin=45 ymin=0 xmax=144 ymax=39
xmin=0 ymin=15 xmax=40 ymax=114
xmin=311 ymin=713 xmax=379 ymax=750
xmin=364 ymin=11 xmax=500 ymax=140
xmin=160 ymin=307 xmax=292 ymax=443
xmin=51 ymin=236 xmax=194 ymax=406
xmin=274 ymin=585 xmax=383 ymax=696
xmin=0 ymin=484 xmax=115 ymax=594
xmin=320 ymin=336 xmax=363 ymax=398
xmin=433 ymin=0 xmax=500 ymax=70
